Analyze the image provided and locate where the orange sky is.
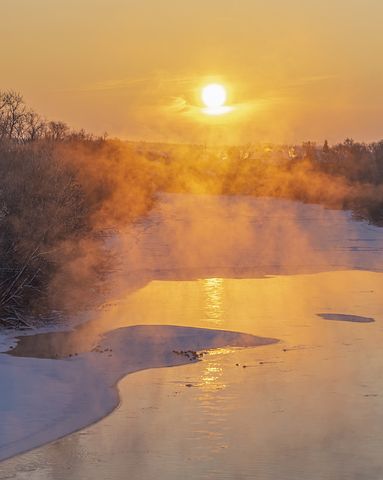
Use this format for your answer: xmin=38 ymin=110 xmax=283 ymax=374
xmin=2 ymin=0 xmax=383 ymax=144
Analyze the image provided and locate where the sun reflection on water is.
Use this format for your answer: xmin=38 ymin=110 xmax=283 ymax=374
xmin=195 ymin=349 xmax=234 ymax=454
xmin=198 ymin=348 xmax=233 ymax=393
xmin=202 ymin=277 xmax=224 ymax=325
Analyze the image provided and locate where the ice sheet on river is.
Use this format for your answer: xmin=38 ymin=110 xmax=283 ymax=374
xmin=0 ymin=325 xmax=276 ymax=461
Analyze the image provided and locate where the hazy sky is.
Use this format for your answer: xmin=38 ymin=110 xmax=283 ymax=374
xmin=2 ymin=0 xmax=383 ymax=144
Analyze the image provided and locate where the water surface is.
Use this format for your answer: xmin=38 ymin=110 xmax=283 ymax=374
xmin=1 ymin=194 xmax=383 ymax=479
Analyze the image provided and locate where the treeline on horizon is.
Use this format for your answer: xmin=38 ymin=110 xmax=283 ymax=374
xmin=1 ymin=90 xmax=383 ymax=327
xmin=173 ymin=138 xmax=383 ymax=225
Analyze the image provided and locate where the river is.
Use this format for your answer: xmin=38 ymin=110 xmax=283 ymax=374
xmin=1 ymin=194 xmax=383 ymax=479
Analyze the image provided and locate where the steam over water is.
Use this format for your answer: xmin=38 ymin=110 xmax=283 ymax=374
xmin=118 ymin=194 xmax=383 ymax=279
xmin=2 ymin=194 xmax=383 ymax=480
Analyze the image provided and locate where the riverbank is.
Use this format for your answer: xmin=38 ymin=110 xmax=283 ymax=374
xmin=0 ymin=324 xmax=277 ymax=462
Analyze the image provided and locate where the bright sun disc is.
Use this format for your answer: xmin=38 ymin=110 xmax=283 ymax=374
xmin=202 ymin=84 xmax=227 ymax=108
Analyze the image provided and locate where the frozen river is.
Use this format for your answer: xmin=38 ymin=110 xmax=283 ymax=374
xmin=1 ymin=194 xmax=383 ymax=479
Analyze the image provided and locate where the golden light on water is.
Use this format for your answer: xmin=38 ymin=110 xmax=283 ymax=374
xmin=203 ymin=277 xmax=224 ymax=324
xmin=198 ymin=349 xmax=232 ymax=393
xmin=199 ymin=361 xmax=226 ymax=393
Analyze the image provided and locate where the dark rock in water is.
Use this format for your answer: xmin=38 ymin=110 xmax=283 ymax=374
xmin=317 ymin=313 xmax=375 ymax=323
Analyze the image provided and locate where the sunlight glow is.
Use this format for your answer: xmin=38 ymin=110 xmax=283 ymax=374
xmin=202 ymin=84 xmax=227 ymax=108
xmin=203 ymin=277 xmax=224 ymax=324
xmin=201 ymin=84 xmax=233 ymax=116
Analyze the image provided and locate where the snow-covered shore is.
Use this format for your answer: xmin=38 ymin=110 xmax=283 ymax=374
xmin=0 ymin=324 xmax=277 ymax=461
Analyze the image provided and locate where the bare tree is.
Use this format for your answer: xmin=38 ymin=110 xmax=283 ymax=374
xmin=46 ymin=121 xmax=69 ymax=141
xmin=0 ymin=90 xmax=26 ymax=140
xmin=24 ymin=110 xmax=46 ymax=141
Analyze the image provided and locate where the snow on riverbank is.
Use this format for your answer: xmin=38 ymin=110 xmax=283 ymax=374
xmin=0 ymin=325 xmax=277 ymax=462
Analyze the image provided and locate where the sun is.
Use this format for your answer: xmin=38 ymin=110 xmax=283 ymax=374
xmin=201 ymin=84 xmax=227 ymax=108
xmin=200 ymin=83 xmax=232 ymax=116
